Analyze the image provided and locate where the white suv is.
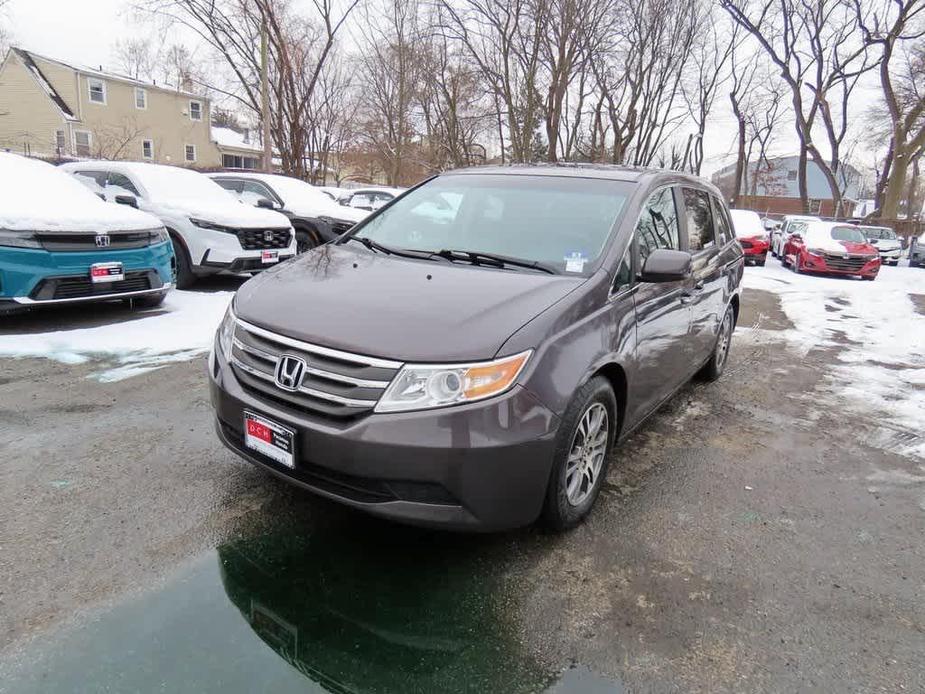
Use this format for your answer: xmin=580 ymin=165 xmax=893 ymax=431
xmin=208 ymin=172 xmax=367 ymax=252
xmin=61 ymin=162 xmax=296 ymax=288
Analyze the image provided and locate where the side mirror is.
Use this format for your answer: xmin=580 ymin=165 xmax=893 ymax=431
xmin=639 ymin=249 xmax=692 ymax=283
xmin=114 ymin=194 xmax=138 ymax=208
xmin=256 ymin=197 xmax=276 ymax=209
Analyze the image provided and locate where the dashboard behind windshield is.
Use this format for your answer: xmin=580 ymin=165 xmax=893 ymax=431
xmin=352 ymin=174 xmax=632 ymax=274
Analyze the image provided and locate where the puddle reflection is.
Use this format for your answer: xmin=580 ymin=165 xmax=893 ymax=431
xmin=1 ymin=519 xmax=556 ymax=693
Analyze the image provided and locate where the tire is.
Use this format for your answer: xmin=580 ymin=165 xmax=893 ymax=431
xmin=295 ymin=226 xmax=323 ymax=254
xmin=698 ymin=304 xmax=734 ymax=382
xmin=128 ymin=291 xmax=167 ymax=309
xmin=863 ymin=275 xmax=876 ymax=281
xmin=170 ymin=234 xmax=195 ymax=289
xmin=792 ymin=254 xmax=801 ymax=274
xmin=541 ymin=376 xmax=617 ymax=532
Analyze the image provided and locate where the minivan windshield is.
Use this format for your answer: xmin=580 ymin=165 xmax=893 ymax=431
xmin=831 ymin=226 xmax=867 ymax=242
xmin=350 ymin=174 xmax=631 ymax=274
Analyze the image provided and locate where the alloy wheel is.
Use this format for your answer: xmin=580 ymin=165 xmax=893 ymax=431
xmin=716 ymin=311 xmax=733 ymax=370
xmin=565 ymin=403 xmax=609 ymax=506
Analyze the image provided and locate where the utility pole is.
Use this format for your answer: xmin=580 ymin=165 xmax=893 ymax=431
xmin=260 ymin=11 xmax=271 ymax=173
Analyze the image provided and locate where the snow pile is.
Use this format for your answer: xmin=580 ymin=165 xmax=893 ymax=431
xmin=743 ymin=262 xmax=925 ymax=458
xmin=0 ymin=153 xmax=161 ymax=232
xmin=0 ymin=290 xmax=233 ymax=381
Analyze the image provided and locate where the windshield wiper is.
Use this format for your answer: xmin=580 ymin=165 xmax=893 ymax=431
xmin=343 ymin=235 xmax=394 ymax=255
xmin=432 ymin=249 xmax=557 ymax=274
xmin=344 ymin=236 xmax=437 ymax=261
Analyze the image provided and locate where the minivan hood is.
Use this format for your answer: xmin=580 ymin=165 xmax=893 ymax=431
xmin=234 ymin=244 xmax=585 ymax=361
xmin=869 ymin=238 xmax=901 ymax=250
xmin=151 ymin=199 xmax=291 ymax=229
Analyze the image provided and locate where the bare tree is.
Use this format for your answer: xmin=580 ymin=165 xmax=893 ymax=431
xmin=91 ymin=118 xmax=148 ymax=160
xmin=722 ymin=0 xmax=878 ymax=216
xmin=683 ymin=7 xmax=738 ymax=175
xmin=855 ymin=0 xmax=925 ymax=218
xmin=144 ymin=0 xmax=360 ymax=178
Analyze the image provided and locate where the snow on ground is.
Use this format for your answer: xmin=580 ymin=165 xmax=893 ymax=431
xmin=741 ymin=260 xmax=925 ymax=459
xmin=0 ymin=290 xmax=232 ymax=382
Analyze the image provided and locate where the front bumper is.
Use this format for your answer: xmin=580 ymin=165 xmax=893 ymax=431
xmin=200 ymin=251 xmax=296 ymax=274
xmin=0 ymin=241 xmax=174 ymax=303
xmin=877 ymin=248 xmax=902 ymax=261
xmin=800 ymin=253 xmax=880 ymax=277
xmin=209 ymin=343 xmax=559 ymax=531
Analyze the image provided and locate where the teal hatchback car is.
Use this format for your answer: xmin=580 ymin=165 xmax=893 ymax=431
xmin=0 ymin=153 xmax=174 ymax=314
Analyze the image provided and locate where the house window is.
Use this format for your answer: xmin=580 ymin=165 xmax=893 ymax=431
xmin=55 ymin=130 xmax=66 ymax=154
xmin=808 ymin=198 xmax=823 ymax=214
xmin=222 ymin=153 xmax=260 ymax=169
xmin=74 ymin=130 xmax=91 ymax=157
xmin=185 ymin=144 xmax=197 ymax=162
xmin=135 ymin=88 xmax=147 ymax=110
xmin=787 ymin=169 xmax=797 ymax=181
xmin=88 ymin=78 xmax=106 ymax=104
xmin=189 ymin=100 xmax=202 ymax=121
xmin=142 ymin=139 xmax=153 ymax=159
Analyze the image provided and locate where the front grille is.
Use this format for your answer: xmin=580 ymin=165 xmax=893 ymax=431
xmin=236 ymin=228 xmax=292 ymax=250
xmin=230 ymin=318 xmax=401 ymax=419
xmin=37 ymin=229 xmax=163 ymax=252
xmin=820 ymin=252 xmax=872 ymax=272
xmin=30 ymin=270 xmax=157 ymax=300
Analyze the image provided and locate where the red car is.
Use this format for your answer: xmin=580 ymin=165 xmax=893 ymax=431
xmin=782 ymin=221 xmax=880 ymax=280
xmin=730 ymin=209 xmax=769 ymax=266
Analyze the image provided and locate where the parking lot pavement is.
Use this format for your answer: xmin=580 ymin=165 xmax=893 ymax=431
xmin=1 ymin=274 xmax=923 ymax=692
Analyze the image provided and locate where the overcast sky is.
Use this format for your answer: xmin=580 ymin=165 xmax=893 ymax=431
xmin=4 ymin=0 xmax=834 ymax=178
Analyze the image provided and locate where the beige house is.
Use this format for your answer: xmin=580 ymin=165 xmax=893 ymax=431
xmin=0 ymin=47 xmax=221 ymax=167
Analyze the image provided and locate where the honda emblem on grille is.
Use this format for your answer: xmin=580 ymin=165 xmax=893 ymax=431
xmin=263 ymin=230 xmax=274 ymax=243
xmin=275 ymin=354 xmax=306 ymax=392
xmin=95 ymin=234 xmax=111 ymax=248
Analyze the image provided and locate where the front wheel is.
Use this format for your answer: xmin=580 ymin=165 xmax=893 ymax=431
xmin=295 ymin=227 xmax=323 ymax=254
xmin=541 ymin=376 xmax=617 ymax=532
xmin=698 ymin=305 xmax=734 ymax=382
xmin=170 ymin=235 xmax=195 ymax=289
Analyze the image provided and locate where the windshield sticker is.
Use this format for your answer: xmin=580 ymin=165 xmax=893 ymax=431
xmin=565 ymin=252 xmax=587 ymax=273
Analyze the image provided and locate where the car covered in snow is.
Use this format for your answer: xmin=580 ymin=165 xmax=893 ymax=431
xmin=771 ymin=214 xmax=821 ymax=258
xmin=337 ymin=187 xmax=406 ymax=211
xmin=209 ymin=172 xmax=367 ymax=253
xmin=859 ymin=225 xmax=902 ymax=266
xmin=729 ymin=208 xmax=769 ymax=266
xmin=781 ymin=221 xmax=880 ymax=280
xmin=0 ymin=153 xmax=173 ymax=314
xmin=61 ymin=161 xmax=296 ymax=288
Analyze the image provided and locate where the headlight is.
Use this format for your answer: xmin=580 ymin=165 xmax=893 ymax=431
xmin=375 ymin=350 xmax=531 ymax=413
xmin=0 ymin=229 xmax=41 ymax=249
xmin=217 ymin=303 xmax=236 ymax=356
xmin=190 ymin=218 xmax=233 ymax=233
xmin=151 ymin=227 xmax=170 ymax=244
xmin=807 ymin=247 xmax=826 ymax=257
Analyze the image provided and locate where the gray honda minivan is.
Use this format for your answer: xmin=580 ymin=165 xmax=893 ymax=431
xmin=209 ymin=165 xmax=743 ymax=531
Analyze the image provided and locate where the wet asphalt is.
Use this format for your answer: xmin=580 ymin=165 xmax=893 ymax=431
xmin=0 ymin=285 xmax=923 ymax=693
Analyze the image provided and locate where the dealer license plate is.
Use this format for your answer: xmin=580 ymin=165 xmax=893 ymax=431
xmin=261 ymin=250 xmax=280 ymax=264
xmin=90 ymin=262 xmax=124 ymax=283
xmin=244 ymin=411 xmax=295 ymax=468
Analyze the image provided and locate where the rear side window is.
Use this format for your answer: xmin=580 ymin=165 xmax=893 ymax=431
xmin=106 ymin=173 xmax=140 ymax=197
xmin=636 ymin=187 xmax=680 ymax=264
xmin=213 ymin=178 xmax=243 ymax=194
xmin=72 ymin=170 xmax=107 ymax=194
xmin=711 ymin=197 xmax=732 ymax=245
xmin=682 ymin=188 xmax=715 ymax=252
